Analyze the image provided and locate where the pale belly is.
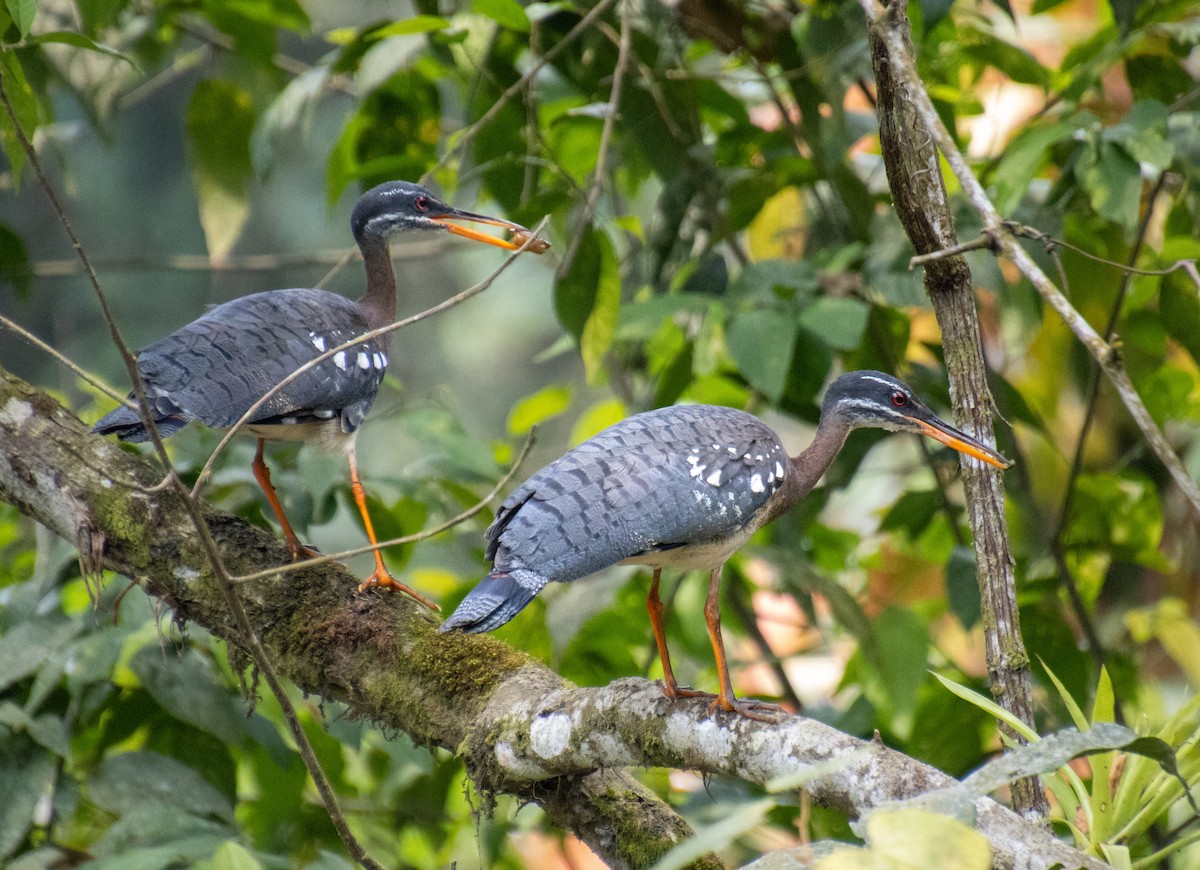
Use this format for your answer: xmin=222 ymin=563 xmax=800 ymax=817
xmin=618 ymin=524 xmax=758 ymax=572
xmin=242 ymin=420 xmax=356 ymax=454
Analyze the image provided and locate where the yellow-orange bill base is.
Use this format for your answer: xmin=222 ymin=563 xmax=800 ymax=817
xmin=913 ymin=418 xmax=1013 ymax=469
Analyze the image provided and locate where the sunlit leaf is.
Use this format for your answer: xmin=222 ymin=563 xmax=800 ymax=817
xmin=372 ymin=15 xmax=452 ymax=36
xmin=867 ymin=809 xmax=991 ymax=869
xmin=473 ymin=0 xmax=530 ymax=32
xmin=0 ymin=52 xmax=38 ymax=186
xmin=184 ymin=80 xmax=256 ymax=261
xmin=507 ymin=384 xmax=571 ymax=435
xmin=4 ymin=0 xmax=32 ymax=37
xmin=28 ymin=31 xmax=136 ymax=65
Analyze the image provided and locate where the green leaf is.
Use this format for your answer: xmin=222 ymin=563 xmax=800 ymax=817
xmin=726 ymin=310 xmax=797 ymax=401
xmin=0 ymin=52 xmax=38 ymax=186
xmin=0 ymin=619 xmax=80 ymax=694
xmin=866 ymin=809 xmax=991 ymax=869
xmin=1076 ymin=140 xmax=1143 ymax=230
xmin=4 ymin=0 xmax=33 ymax=37
xmin=990 ymin=121 xmax=1076 ymax=215
xmin=89 ymin=751 xmax=235 ymax=822
xmin=0 ymin=224 xmax=31 ymax=299
xmin=473 ymin=0 xmax=530 ymax=32
xmin=0 ymin=740 xmax=54 ymax=860
xmin=185 ymin=80 xmax=256 ymax=260
xmin=730 ymin=259 xmax=820 ymax=304
xmin=507 ymin=384 xmax=571 ymax=435
xmin=0 ymin=703 xmax=70 ymax=757
xmin=866 ymin=607 xmax=928 ymax=737
xmin=918 ymin=0 xmax=955 ymax=31
xmin=798 ymin=297 xmax=869 ymax=351
xmin=580 ymin=231 xmax=621 ymax=385
xmin=130 ymin=647 xmax=250 ymax=747
xmin=196 ymin=840 xmax=265 ymax=870
xmin=945 ymin=545 xmax=981 ymax=630
xmin=933 ymin=673 xmax=1039 ymax=741
xmin=28 ymin=31 xmax=136 ymax=66
xmin=372 ymin=15 xmax=452 ymax=36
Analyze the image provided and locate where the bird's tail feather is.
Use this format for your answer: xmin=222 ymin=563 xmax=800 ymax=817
xmin=91 ymin=405 xmax=187 ymax=442
xmin=439 ymin=569 xmax=545 ymax=634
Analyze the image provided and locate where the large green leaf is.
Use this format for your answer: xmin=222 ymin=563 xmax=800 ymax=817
xmin=0 ymin=53 xmax=38 ymax=186
xmin=0 ymin=740 xmax=54 ymax=860
xmin=184 ymin=80 xmax=256 ymax=261
xmin=726 ymin=309 xmax=797 ymax=402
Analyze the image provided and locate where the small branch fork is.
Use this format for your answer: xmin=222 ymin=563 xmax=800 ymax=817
xmin=862 ymin=0 xmax=1200 ymax=522
xmin=1 ymin=70 xmax=387 ymax=870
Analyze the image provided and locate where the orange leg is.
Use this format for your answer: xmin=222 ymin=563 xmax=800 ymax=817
xmin=701 ymin=565 xmax=784 ymax=723
xmin=647 ymin=570 xmax=714 ymax=701
xmin=252 ymin=438 xmax=321 ymax=562
xmin=348 ymin=448 xmax=439 ymax=611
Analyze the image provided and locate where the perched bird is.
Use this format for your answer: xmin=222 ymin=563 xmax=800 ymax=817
xmin=440 ymin=371 xmax=1011 ymax=719
xmin=93 ymin=181 xmax=548 ymax=606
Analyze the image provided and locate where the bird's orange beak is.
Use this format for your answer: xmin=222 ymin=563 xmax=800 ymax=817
xmin=432 ymin=210 xmax=550 ymax=254
xmin=910 ymin=417 xmax=1013 ymax=469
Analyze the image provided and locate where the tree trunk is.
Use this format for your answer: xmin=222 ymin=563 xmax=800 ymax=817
xmin=867 ymin=0 xmax=1048 ymax=821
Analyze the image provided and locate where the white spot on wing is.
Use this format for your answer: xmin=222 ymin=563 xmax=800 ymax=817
xmin=690 ymin=464 xmax=706 ymax=478
xmin=706 ymin=469 xmax=722 ymax=486
xmin=333 ymin=351 xmax=348 ymax=370
xmin=750 ymin=474 xmax=764 ymax=493
xmin=776 ymin=461 xmax=785 ymax=478
xmin=311 ymin=334 xmax=327 ymax=352
xmin=357 ymin=352 xmax=370 ymax=369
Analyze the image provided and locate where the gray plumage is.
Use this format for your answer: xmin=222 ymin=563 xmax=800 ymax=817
xmin=440 ymin=404 xmax=788 ymax=632
xmin=92 ymin=288 xmax=386 ymax=443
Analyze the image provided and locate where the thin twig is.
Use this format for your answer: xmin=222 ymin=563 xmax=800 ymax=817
xmin=909 ymin=233 xmax=1000 ymax=267
xmin=0 ymin=314 xmax=129 ymax=404
xmin=864 ymin=0 xmax=1200 ymax=521
xmin=1 ymin=73 xmax=388 ymax=870
xmin=1005 ymin=222 xmax=1200 ymax=286
xmin=188 ymin=218 xmax=548 ymax=497
xmin=231 ymin=429 xmax=536 ymax=584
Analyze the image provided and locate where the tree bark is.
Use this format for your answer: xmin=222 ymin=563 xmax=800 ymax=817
xmin=867 ymin=0 xmax=1048 ymax=821
xmin=0 ymin=367 xmax=1106 ymax=868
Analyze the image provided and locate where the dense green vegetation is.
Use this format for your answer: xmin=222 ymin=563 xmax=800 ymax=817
xmin=1 ymin=0 xmax=1199 ymax=866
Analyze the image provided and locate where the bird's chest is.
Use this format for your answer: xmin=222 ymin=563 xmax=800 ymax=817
xmin=243 ymin=418 xmax=356 ymax=453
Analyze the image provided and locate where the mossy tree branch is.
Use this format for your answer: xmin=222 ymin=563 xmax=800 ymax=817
xmin=0 ymin=366 xmax=1108 ymax=869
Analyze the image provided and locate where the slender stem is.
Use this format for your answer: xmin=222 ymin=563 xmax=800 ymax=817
xmin=0 ymin=314 xmax=129 ymax=404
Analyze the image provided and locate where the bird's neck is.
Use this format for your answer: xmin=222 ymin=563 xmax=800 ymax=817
xmin=774 ymin=415 xmax=854 ymax=519
xmin=357 ymin=236 xmax=397 ymax=331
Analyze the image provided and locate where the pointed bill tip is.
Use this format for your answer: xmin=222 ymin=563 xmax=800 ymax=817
xmin=913 ymin=418 xmax=1013 ymax=469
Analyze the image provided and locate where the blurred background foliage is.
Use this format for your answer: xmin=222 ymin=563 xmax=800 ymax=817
xmin=1 ymin=0 xmax=1199 ymax=866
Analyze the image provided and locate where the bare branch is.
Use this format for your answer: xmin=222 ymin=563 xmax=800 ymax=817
xmin=0 ymin=314 xmax=129 ymax=404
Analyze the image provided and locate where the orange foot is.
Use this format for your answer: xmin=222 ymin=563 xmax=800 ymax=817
xmin=660 ymin=681 xmax=718 ymax=702
xmin=357 ymin=568 xmax=441 ymax=611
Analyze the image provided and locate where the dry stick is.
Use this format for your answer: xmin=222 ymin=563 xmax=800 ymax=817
xmin=862 ymin=0 xmax=1200 ymax=522
xmin=0 ymin=314 xmax=129 ymax=404
xmin=863 ymin=0 xmax=1047 ymax=820
xmin=0 ymin=76 xmax=389 ymax=870
xmin=232 ymin=430 xmax=536 ymax=584
xmin=426 ymin=0 xmax=620 ymax=182
xmin=554 ymin=0 xmax=633 ymax=278
xmin=1004 ymin=222 xmax=1200 ymax=287
xmin=189 ymin=218 xmax=548 ymax=498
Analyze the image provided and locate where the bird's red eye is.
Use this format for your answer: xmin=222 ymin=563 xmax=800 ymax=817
xmin=890 ymin=391 xmax=908 ymax=407
xmin=415 ymin=195 xmax=429 ymax=211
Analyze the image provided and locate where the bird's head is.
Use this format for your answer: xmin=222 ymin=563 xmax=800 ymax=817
xmin=350 ymin=181 xmax=549 ymax=253
xmin=823 ymin=370 xmax=1012 ymax=469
